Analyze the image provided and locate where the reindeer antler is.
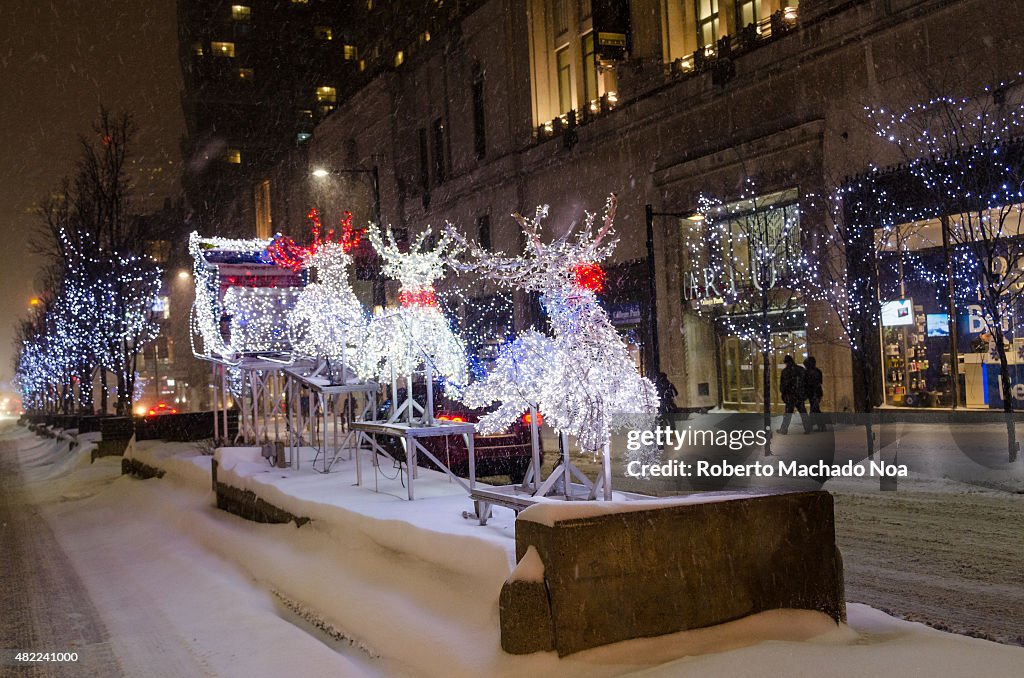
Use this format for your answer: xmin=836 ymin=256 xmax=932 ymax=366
xmin=593 ymin=193 xmax=617 ymax=247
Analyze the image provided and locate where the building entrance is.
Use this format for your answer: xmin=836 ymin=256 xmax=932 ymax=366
xmin=720 ymin=330 xmax=807 ymax=412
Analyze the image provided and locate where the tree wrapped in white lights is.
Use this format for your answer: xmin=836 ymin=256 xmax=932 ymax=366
xmin=868 ymin=81 xmax=1024 ymax=461
xmin=268 ymin=209 xmax=369 ymax=363
xmin=452 ymin=195 xmax=660 ymax=463
xmin=357 ymin=227 xmax=468 ymax=388
xmin=684 ymin=180 xmax=820 ymax=454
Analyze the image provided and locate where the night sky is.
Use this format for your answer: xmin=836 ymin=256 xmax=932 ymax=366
xmin=0 ymin=1 xmax=184 ymax=389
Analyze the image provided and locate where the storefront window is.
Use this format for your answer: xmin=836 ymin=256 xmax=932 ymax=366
xmin=874 ymin=203 xmax=1024 ymax=408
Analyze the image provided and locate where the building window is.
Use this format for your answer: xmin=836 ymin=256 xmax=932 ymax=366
xmin=418 ymin=128 xmax=429 ymax=191
xmin=237 ymin=68 xmax=254 ymax=81
xmin=231 ymin=5 xmax=251 ymax=21
xmin=211 ymin=41 xmax=236 ymax=57
xmin=736 ymin=0 xmax=761 ymax=29
xmin=191 ymin=42 xmax=204 ymax=57
xmin=556 ymin=44 xmax=573 ymax=114
xmin=255 ymin=180 xmax=272 ymax=239
xmin=291 ymin=0 xmax=309 ymax=5
xmin=224 ymin=149 xmax=242 ymax=164
xmin=582 ymin=33 xmax=598 ymax=104
xmin=316 ymin=86 xmax=336 ymax=102
xmin=314 ymin=26 xmax=333 ymax=41
xmin=472 ymin=74 xmax=486 ymax=160
xmin=394 ymin=50 xmax=405 ymax=67
xmin=554 ymin=0 xmax=571 ymax=35
xmin=343 ymin=44 xmax=358 ymax=61
xmin=477 ymin=215 xmax=491 ymax=251
xmin=696 ymin=0 xmax=720 ymax=47
xmin=432 ymin=118 xmax=446 ymax=184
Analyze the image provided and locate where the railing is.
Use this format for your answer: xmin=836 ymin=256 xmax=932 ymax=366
xmin=535 ymin=91 xmax=620 ymax=144
xmin=670 ymin=7 xmax=798 ymax=80
xmin=534 ymin=7 xmax=799 ymax=145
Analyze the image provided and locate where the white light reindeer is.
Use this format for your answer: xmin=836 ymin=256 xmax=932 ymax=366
xmin=450 ymin=195 xmax=659 ymax=498
xmin=358 ymin=227 xmax=468 ymax=422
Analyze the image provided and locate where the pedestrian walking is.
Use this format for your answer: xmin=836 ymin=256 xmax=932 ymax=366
xmin=655 ymin=371 xmax=679 ymax=417
xmin=804 ymin=356 xmax=827 ymax=432
xmin=777 ymin=355 xmax=810 ymax=434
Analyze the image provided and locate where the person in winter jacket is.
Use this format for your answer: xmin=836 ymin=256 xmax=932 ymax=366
xmin=777 ymin=355 xmax=810 ymax=434
xmin=804 ymin=356 xmax=827 ymax=432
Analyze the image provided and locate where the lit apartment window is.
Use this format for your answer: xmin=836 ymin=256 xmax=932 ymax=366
xmin=224 ymin=149 xmax=242 ymax=164
xmin=315 ymin=86 xmax=336 ymax=102
xmin=582 ymin=33 xmax=598 ymax=104
xmin=394 ymin=51 xmax=405 ymax=67
xmin=298 ymin=108 xmax=314 ymax=121
xmin=254 ymin=180 xmax=272 ymax=239
xmin=211 ymin=41 xmax=236 ymax=57
xmin=291 ymin=0 xmax=309 ymax=4
xmin=343 ymin=44 xmax=358 ymax=60
xmin=696 ymin=0 xmax=720 ymax=47
xmin=231 ymin=5 xmax=251 ymax=21
xmin=191 ymin=42 xmax=204 ymax=56
xmin=556 ymin=44 xmax=573 ymax=114
xmin=737 ymin=0 xmax=761 ymax=29
xmin=314 ymin=26 xmax=333 ymax=41
xmin=237 ymin=68 xmax=254 ymax=81
xmin=359 ymin=59 xmax=366 ymax=72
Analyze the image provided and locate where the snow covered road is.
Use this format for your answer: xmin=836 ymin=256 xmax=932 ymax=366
xmin=3 ymin=418 xmax=1023 ymax=677
xmin=834 ymin=487 xmax=1024 ymax=645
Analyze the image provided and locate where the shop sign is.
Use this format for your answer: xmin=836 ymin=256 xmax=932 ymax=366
xmin=609 ymin=302 xmax=642 ymax=326
xmin=682 ymin=263 xmax=787 ymax=302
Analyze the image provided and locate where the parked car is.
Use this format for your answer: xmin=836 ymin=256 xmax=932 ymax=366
xmin=372 ymin=384 xmax=543 ymax=484
xmin=146 ymin=402 xmax=178 ymax=416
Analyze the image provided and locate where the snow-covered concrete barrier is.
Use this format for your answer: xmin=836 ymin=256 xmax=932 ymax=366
xmin=501 ymin=490 xmax=845 ymax=656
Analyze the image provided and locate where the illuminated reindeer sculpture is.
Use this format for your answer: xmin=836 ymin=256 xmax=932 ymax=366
xmin=359 ymin=226 xmax=468 ymax=423
xmin=450 ymin=195 xmax=659 ymax=499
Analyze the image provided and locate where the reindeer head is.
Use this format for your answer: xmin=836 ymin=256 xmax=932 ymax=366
xmin=449 ymin=194 xmax=619 ymax=299
xmin=268 ymin=209 xmax=365 ymax=277
xmin=368 ymin=225 xmax=462 ymax=304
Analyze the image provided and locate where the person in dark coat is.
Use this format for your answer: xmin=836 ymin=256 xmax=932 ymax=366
xmin=655 ymin=371 xmax=679 ymax=417
xmin=777 ymin=355 xmax=810 ymax=434
xmin=804 ymin=356 xmax=827 ymax=432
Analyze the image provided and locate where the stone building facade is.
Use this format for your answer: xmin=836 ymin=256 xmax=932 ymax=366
xmin=223 ymin=0 xmax=1024 ymax=412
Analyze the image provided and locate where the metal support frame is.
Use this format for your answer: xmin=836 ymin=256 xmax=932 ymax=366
xmin=283 ymin=358 xmax=378 ymax=473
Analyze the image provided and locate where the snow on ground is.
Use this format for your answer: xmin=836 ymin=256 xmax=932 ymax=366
xmin=7 ymin=420 xmax=1024 ymax=676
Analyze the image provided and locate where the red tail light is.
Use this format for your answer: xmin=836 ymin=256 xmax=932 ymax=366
xmin=521 ymin=412 xmax=543 ymax=426
xmin=436 ymin=413 xmax=467 ymax=423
